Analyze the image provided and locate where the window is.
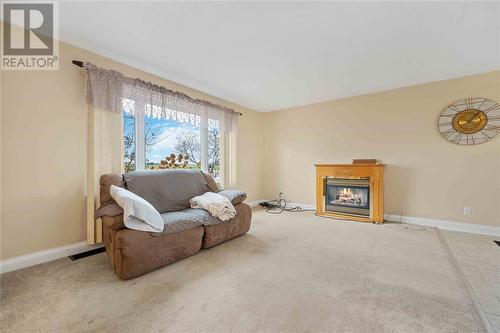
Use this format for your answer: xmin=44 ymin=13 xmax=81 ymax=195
xmin=144 ymin=113 xmax=201 ymax=170
xmin=122 ymin=98 xmax=136 ymax=173
xmin=207 ymin=119 xmax=220 ymax=178
xmin=122 ymin=99 xmax=222 ymax=179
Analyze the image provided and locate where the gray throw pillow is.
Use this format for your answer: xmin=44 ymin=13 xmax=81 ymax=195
xmin=217 ymin=190 xmax=247 ymax=205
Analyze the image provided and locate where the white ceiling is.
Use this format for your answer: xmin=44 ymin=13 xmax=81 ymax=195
xmin=59 ymin=1 xmax=500 ymax=112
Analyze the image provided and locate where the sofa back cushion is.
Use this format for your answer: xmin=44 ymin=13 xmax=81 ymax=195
xmin=123 ymin=170 xmax=212 ymax=213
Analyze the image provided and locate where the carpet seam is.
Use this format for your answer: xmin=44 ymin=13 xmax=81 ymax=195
xmin=435 ymin=228 xmax=494 ymax=333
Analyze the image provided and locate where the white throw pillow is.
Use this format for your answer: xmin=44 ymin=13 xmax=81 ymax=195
xmin=109 ymin=185 xmax=164 ymax=233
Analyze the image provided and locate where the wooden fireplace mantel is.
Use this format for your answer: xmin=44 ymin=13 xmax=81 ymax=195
xmin=315 ymin=163 xmax=384 ymax=223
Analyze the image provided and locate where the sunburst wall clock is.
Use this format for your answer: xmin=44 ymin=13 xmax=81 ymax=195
xmin=438 ymin=97 xmax=500 ymax=145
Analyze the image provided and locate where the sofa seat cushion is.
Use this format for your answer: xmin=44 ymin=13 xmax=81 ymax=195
xmin=202 ymin=203 xmax=252 ymax=249
xmin=124 ymin=170 xmax=212 ymax=213
xmin=154 ymin=208 xmax=222 ymax=236
xmin=114 ymin=226 xmax=204 ymax=280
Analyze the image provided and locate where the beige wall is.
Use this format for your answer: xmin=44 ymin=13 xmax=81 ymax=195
xmin=2 ymin=35 xmax=498 ymax=261
xmin=263 ymin=71 xmax=500 ymax=227
xmin=1 ymin=40 xmax=264 ymax=260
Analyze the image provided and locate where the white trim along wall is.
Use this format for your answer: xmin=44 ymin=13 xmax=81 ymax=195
xmin=1 ymin=202 xmax=498 ymax=275
xmin=0 ymin=242 xmax=103 ymax=274
xmin=252 ymin=200 xmax=499 ymax=237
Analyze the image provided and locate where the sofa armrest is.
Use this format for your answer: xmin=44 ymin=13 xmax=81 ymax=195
xmin=217 ymin=190 xmax=247 ymax=205
xmin=101 ymin=214 xmax=125 ymax=229
xmin=101 ymin=214 xmax=125 ymax=271
xmin=95 ymin=203 xmax=123 ymax=218
xmin=98 ymin=203 xmax=125 ymax=229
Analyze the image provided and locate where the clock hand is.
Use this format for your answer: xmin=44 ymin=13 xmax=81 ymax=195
xmin=467 ymin=111 xmax=481 ymax=123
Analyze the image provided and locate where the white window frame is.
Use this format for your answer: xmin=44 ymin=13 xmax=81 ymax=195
xmin=125 ymin=100 xmax=221 ymax=178
xmin=135 ymin=100 xmax=146 ymax=171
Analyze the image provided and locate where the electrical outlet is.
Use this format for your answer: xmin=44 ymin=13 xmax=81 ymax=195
xmin=463 ymin=207 xmax=472 ymax=215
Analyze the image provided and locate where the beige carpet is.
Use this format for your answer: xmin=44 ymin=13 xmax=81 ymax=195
xmin=0 ymin=209 xmax=485 ymax=332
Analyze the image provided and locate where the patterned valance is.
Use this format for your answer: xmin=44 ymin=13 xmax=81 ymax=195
xmin=84 ymin=63 xmax=239 ymax=133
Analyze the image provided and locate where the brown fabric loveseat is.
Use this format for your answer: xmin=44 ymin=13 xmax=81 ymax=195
xmin=96 ymin=170 xmax=252 ymax=280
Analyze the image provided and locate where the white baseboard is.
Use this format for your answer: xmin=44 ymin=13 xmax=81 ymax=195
xmin=252 ymin=198 xmax=499 ymax=237
xmin=291 ymin=202 xmax=316 ymax=210
xmin=384 ymin=214 xmax=499 ymax=237
xmin=3 ymin=205 xmax=497 ymax=274
xmin=249 ymin=199 xmax=316 ymax=210
xmin=0 ymin=242 xmax=104 ymax=274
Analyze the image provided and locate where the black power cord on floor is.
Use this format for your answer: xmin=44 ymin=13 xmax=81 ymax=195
xmin=260 ymin=192 xmax=316 ymax=214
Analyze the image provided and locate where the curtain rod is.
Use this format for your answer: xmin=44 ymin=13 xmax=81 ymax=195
xmin=72 ymin=60 xmax=243 ymax=116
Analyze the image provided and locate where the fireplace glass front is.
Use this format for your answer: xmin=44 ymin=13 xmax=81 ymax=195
xmin=325 ymin=178 xmax=370 ymax=216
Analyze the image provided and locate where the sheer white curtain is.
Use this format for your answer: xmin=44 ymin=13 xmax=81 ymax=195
xmin=86 ymin=104 xmax=123 ymax=244
xmin=83 ymin=62 xmax=239 ymax=244
xmin=85 ymin=63 xmax=239 ymax=133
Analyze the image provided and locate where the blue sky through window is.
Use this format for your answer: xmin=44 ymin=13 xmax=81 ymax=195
xmin=145 ymin=116 xmax=200 ymax=165
xmin=123 ymin=109 xmax=220 ymax=176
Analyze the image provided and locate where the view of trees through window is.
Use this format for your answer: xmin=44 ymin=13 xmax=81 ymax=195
xmin=208 ymin=119 xmax=220 ymax=177
xmin=123 ymin=99 xmax=136 ymax=172
xmin=144 ymin=116 xmax=201 ymax=170
xmin=122 ymin=101 xmax=221 ymax=178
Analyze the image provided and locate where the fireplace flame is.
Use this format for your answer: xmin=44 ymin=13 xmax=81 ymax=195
xmin=342 ymin=188 xmax=352 ymax=196
xmin=336 ymin=187 xmax=362 ymax=206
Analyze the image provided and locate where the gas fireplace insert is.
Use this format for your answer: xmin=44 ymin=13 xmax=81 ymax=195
xmin=315 ymin=163 xmax=384 ymax=223
xmin=325 ymin=178 xmax=370 ymax=216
